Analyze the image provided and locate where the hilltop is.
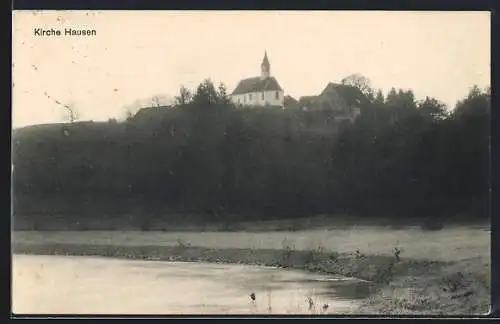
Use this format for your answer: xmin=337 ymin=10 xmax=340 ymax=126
xmin=12 ymin=80 xmax=490 ymax=230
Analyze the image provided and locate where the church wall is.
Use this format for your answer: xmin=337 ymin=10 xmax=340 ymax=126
xmin=231 ymin=90 xmax=284 ymax=107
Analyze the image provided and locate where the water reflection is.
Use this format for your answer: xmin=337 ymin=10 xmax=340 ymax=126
xmin=318 ymin=279 xmax=377 ymax=300
xmin=12 ymin=254 xmax=374 ymax=315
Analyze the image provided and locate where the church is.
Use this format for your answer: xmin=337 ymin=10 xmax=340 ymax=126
xmin=231 ymin=51 xmax=285 ymax=108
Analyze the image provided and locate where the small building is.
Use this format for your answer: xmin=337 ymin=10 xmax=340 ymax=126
xmin=298 ymin=82 xmax=367 ymax=122
xmin=231 ymin=51 xmax=285 ymax=108
xmin=299 ymin=83 xmax=365 ymax=112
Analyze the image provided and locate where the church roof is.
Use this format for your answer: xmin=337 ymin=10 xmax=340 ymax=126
xmin=231 ymin=76 xmax=283 ymax=95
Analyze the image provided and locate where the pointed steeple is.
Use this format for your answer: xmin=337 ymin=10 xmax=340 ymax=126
xmin=262 ymin=51 xmax=270 ymax=68
xmin=260 ymin=51 xmax=270 ymax=80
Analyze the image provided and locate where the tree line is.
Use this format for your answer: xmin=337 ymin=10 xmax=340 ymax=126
xmin=12 ymin=77 xmax=490 ymax=226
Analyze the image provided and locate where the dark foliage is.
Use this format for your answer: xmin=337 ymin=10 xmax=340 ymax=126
xmin=12 ymin=80 xmax=490 ymax=227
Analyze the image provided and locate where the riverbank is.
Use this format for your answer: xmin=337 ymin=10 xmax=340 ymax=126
xmin=13 ymin=213 xmax=489 ymax=232
xmin=12 ymin=239 xmax=490 ymax=315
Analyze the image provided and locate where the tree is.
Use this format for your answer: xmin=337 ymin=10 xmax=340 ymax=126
xmin=152 ymin=96 xmax=161 ymax=108
xmin=122 ymin=99 xmax=143 ymax=121
xmin=63 ymin=102 xmax=79 ymax=123
xmin=217 ymin=82 xmax=231 ymax=105
xmin=397 ymin=89 xmax=417 ymax=110
xmin=386 ymin=87 xmax=398 ymax=103
xmin=125 ymin=108 xmax=134 ymax=122
xmin=384 ymin=88 xmax=418 ymax=122
xmin=148 ymin=94 xmax=173 ymax=108
xmin=373 ymin=89 xmax=385 ymax=105
xmin=43 ymin=91 xmax=79 ymax=123
xmin=284 ymin=95 xmax=299 ymax=109
xmin=453 ymin=85 xmax=491 ymax=119
xmin=174 ymin=85 xmax=193 ymax=106
xmin=341 ymin=73 xmax=375 ymax=100
xmin=418 ymin=96 xmax=448 ymax=121
xmin=192 ymin=79 xmax=219 ymax=106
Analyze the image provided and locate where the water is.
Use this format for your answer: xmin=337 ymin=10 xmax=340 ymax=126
xmin=12 ymin=254 xmax=374 ymax=315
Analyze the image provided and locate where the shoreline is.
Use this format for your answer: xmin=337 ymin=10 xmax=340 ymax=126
xmin=12 ymin=242 xmax=404 ymax=281
xmin=12 ymin=241 xmax=490 ymax=315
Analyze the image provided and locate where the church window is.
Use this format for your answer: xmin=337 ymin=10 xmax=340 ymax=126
xmin=249 ymin=94 xmax=252 ymax=101
xmin=262 ymin=92 xmax=264 ymax=100
xmin=275 ymin=91 xmax=279 ymax=100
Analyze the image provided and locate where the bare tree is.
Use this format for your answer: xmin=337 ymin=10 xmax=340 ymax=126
xmin=217 ymin=82 xmax=231 ymax=105
xmin=152 ymin=95 xmax=161 ymax=108
xmin=149 ymin=94 xmax=173 ymax=108
xmin=341 ymin=73 xmax=375 ymax=100
xmin=43 ymin=92 xmax=79 ymax=123
xmin=174 ymin=85 xmax=193 ymax=106
xmin=125 ymin=108 xmax=134 ymax=121
xmin=121 ymin=99 xmax=143 ymax=122
xmin=63 ymin=102 xmax=79 ymax=123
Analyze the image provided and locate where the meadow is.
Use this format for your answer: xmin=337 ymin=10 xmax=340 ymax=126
xmin=13 ymin=224 xmax=489 ymax=262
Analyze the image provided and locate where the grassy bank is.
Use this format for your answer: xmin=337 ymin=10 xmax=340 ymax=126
xmin=13 ymin=225 xmax=490 ymax=261
xmin=358 ymin=255 xmax=490 ymax=315
xmin=12 ymin=228 xmax=490 ymax=315
xmin=13 ymin=213 xmax=488 ymax=232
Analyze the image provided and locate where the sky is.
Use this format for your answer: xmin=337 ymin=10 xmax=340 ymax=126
xmin=12 ymin=11 xmax=490 ymax=128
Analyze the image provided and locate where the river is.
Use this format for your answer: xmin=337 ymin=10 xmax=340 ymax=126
xmin=12 ymin=254 xmax=375 ymax=315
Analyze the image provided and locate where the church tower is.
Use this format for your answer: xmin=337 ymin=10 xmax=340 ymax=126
xmin=260 ymin=51 xmax=270 ymax=80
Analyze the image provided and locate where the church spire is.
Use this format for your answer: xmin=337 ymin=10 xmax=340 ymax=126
xmin=261 ymin=51 xmax=270 ymax=80
xmin=262 ymin=51 xmax=270 ymax=68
